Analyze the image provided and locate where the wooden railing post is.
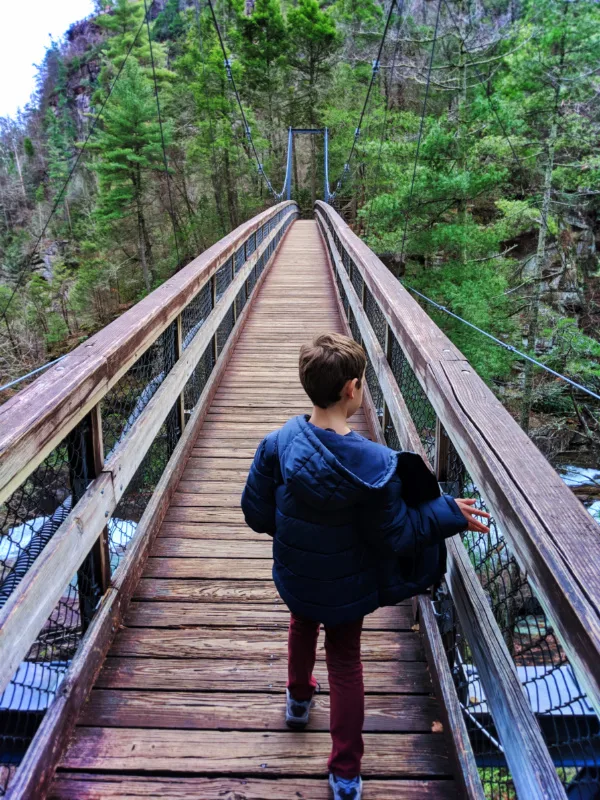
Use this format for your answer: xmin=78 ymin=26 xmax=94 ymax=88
xmin=175 ymin=314 xmax=185 ymax=434
xmin=212 ymin=273 xmax=219 ymax=362
xmin=70 ymin=405 xmax=110 ymax=632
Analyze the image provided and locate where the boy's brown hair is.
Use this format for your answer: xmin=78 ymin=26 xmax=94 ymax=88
xmin=299 ymin=333 xmax=367 ymax=409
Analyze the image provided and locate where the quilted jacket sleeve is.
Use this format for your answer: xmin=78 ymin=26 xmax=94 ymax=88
xmin=366 ymin=474 xmax=467 ymax=557
xmin=241 ymin=431 xmax=279 ymax=536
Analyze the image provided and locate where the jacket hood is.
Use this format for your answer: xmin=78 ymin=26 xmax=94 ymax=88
xmin=276 ymin=415 xmax=398 ymax=511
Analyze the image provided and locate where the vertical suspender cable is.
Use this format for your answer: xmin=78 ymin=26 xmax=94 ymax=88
xmin=398 ymin=0 xmax=443 ymax=266
xmin=143 ymin=0 xmax=181 ymax=267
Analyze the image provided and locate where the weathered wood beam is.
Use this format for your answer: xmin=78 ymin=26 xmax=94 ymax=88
xmin=318 ymin=207 xmax=568 ymax=798
xmin=0 ymin=203 xmax=296 ymax=504
xmin=316 ymin=201 xmax=600 ymax=719
xmin=4 ymin=215 xmax=292 ymax=800
xmin=0 ymin=211 xmax=294 ymax=697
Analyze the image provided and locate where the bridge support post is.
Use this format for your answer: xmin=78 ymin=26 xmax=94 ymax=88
xmin=68 ymin=406 xmax=111 ymax=633
xmin=175 ymin=314 xmax=185 ymax=434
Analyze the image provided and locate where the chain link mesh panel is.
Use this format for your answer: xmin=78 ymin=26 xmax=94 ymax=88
xmin=0 ymin=415 xmax=101 ymax=792
xmin=234 ymin=244 xmax=245 ymax=274
xmin=364 ymin=286 xmax=387 ymax=351
xmin=217 ymin=305 xmax=235 ymax=355
xmin=101 ymin=322 xmax=178 ymax=459
xmin=320 ymin=207 xmax=600 ymax=799
xmin=350 ymin=262 xmax=364 ymax=301
xmin=182 ymin=282 xmax=213 ymax=348
xmin=388 ymin=336 xmax=436 ymax=463
xmin=108 ymin=401 xmax=181 ymax=572
xmin=216 ymin=258 xmax=233 ymax=302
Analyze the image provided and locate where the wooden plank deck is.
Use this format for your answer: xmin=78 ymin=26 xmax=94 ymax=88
xmin=49 ymin=221 xmax=458 ymax=799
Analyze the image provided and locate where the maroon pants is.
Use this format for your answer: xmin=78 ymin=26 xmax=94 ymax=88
xmin=287 ymin=612 xmax=364 ymax=778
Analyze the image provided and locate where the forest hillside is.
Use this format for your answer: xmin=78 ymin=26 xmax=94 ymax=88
xmin=0 ymin=0 xmax=599 ymax=483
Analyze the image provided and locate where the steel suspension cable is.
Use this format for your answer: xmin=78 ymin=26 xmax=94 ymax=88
xmin=364 ymin=0 xmax=405 ymax=238
xmin=401 ymin=281 xmax=600 ymax=402
xmin=398 ymin=0 xmax=443 ymax=265
xmin=441 ymin=0 xmax=552 ymax=236
xmin=0 ymin=3 xmax=155 ymax=324
xmin=330 ymin=0 xmax=399 ymax=200
xmin=143 ymin=0 xmax=181 ymax=267
xmin=205 ymin=0 xmax=280 ymax=200
xmin=193 ymin=0 xmax=227 ymax=234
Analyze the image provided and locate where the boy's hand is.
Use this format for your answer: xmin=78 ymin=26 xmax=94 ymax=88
xmin=455 ymin=498 xmax=491 ymax=533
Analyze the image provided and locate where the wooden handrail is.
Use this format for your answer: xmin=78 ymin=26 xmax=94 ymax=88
xmin=3 ymin=212 xmax=291 ymax=800
xmin=315 ymin=200 xmax=600 ymax=720
xmin=0 ymin=201 xmax=296 ymax=504
xmin=0 ymin=205 xmax=297 ymax=697
xmin=318 ymin=210 xmax=567 ymax=798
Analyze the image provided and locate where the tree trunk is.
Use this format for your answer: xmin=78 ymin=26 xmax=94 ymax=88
xmin=519 ymin=2 xmax=569 ymax=432
xmin=519 ymin=116 xmax=558 ymax=433
xmin=223 ymin=147 xmax=238 ymax=229
xmin=134 ymin=167 xmax=152 ymax=293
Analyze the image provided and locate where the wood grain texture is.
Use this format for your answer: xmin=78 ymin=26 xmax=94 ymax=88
xmin=48 ymin=219 xmax=455 ymax=798
xmin=316 ymin=201 xmax=600 ymax=718
xmin=60 ymin=729 xmax=453 ymax=776
xmin=0 ymin=202 xmax=296 ymax=503
xmin=96 ymin=657 xmax=432 ymax=693
xmin=123 ymin=601 xmax=414 ymax=630
xmin=49 ymin=774 xmax=458 ymax=799
xmin=78 ymin=690 xmax=442 ymax=732
xmin=134 ymin=578 xmax=279 ymax=602
xmin=110 ymin=627 xmax=422 ymax=661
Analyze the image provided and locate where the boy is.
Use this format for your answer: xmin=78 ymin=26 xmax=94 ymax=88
xmin=241 ymin=332 xmax=490 ymax=800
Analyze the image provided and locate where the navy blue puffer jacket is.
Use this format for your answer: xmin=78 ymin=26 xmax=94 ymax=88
xmin=241 ymin=414 xmax=466 ymax=626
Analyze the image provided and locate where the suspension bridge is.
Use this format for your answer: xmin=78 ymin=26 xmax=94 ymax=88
xmin=1 ymin=0 xmax=600 ymax=797
xmin=0 ymin=200 xmax=598 ymax=800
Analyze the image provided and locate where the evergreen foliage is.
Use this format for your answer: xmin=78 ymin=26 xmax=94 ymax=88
xmin=0 ymin=0 xmax=598 ymax=463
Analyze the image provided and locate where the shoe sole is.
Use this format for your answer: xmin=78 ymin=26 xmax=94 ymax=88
xmin=285 ymin=716 xmax=308 ymax=730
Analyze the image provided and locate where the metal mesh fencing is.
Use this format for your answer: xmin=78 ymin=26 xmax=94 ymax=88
xmin=246 ymin=231 xmax=256 ymax=259
xmin=235 ymin=282 xmax=248 ymax=319
xmin=0 ymin=206 xmax=298 ymax=796
xmin=319 ymin=207 xmax=600 ymax=800
xmin=184 ymin=345 xmax=215 ymax=417
xmin=182 ymin=282 xmax=213 ymax=347
xmin=235 ymin=244 xmax=245 ymax=274
xmin=217 ymin=306 xmax=235 ymax=355
xmin=108 ymin=401 xmax=181 ymax=572
xmin=101 ymin=321 xmax=178 ymax=459
xmin=216 ymin=258 xmax=233 ymax=302
xmin=0 ymin=414 xmax=101 ymax=793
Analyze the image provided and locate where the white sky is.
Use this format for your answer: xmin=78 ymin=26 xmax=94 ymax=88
xmin=0 ymin=0 xmax=96 ymax=118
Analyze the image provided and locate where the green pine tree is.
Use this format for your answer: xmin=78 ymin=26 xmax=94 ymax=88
xmin=91 ymin=58 xmax=170 ymax=292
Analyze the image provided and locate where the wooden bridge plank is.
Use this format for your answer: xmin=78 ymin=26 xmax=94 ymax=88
xmin=151 ymin=538 xmax=269 ymax=556
xmin=110 ymin=628 xmax=423 ymax=661
xmin=78 ymin=690 xmax=441 ymax=733
xmin=123 ymin=601 xmax=414 ymax=630
xmin=60 ymin=730 xmax=452 ymax=776
xmin=163 ymin=506 xmax=247 ymax=522
xmin=96 ymin=657 xmax=432 ymax=693
xmin=49 ymin=775 xmax=458 ymax=800
xmin=49 ymin=219 xmax=456 ymax=798
xmin=143 ymin=557 xmax=272 ymax=579
xmin=134 ymin=578 xmax=279 ymax=603
xmin=157 ymin=522 xmax=259 ymax=537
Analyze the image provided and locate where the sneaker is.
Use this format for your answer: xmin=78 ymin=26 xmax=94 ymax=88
xmin=329 ymin=773 xmax=363 ymax=800
xmin=285 ymin=688 xmax=313 ymax=729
